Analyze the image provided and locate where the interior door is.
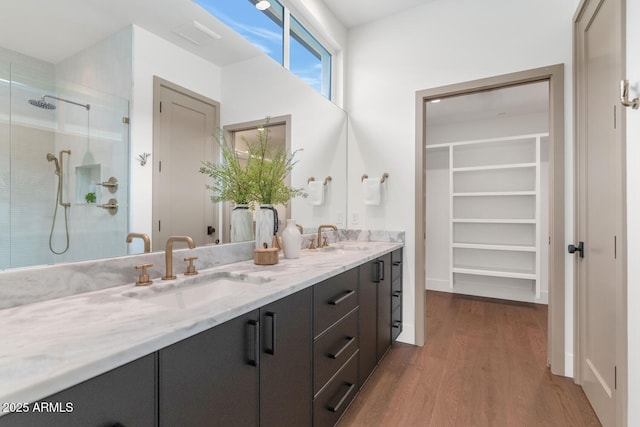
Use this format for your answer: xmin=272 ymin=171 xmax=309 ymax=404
xmin=153 ymin=79 xmax=219 ymax=250
xmin=574 ymin=0 xmax=625 ymax=424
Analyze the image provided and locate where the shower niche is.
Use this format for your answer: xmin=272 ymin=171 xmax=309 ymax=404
xmin=76 ymin=164 xmax=101 ymax=204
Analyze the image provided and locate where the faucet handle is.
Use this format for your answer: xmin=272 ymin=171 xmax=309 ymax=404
xmin=134 ymin=263 xmax=153 ymax=286
xmin=322 ymin=236 xmax=329 ymax=247
xmin=184 ymin=256 xmax=198 ymax=276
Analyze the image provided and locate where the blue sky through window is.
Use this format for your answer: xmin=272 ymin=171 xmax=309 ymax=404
xmin=193 ymin=0 xmax=331 ymax=99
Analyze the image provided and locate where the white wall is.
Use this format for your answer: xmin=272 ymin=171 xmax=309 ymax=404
xmin=346 ymin=0 xmax=575 ymax=365
xmin=130 ymin=26 xmax=222 ymax=252
xmin=626 ymin=0 xmax=639 ymax=423
xmin=220 ymin=54 xmax=348 ymax=230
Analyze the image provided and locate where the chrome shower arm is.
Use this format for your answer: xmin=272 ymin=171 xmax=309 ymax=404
xmin=43 ymin=95 xmax=90 ymax=111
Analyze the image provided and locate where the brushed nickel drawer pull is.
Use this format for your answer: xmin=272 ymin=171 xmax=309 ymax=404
xmin=329 ymin=290 xmax=355 ymax=305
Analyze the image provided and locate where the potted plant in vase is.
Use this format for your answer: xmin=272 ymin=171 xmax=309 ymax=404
xmin=199 ymin=130 xmax=256 ymax=243
xmin=246 ymin=118 xmax=306 ymax=249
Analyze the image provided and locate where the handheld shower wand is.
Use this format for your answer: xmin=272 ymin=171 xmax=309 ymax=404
xmin=47 ymin=150 xmax=71 ymax=254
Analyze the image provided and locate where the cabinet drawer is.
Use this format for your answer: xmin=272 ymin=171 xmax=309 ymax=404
xmin=392 ymin=288 xmax=402 ymax=312
xmin=314 ymin=268 xmax=358 ymax=338
xmin=314 ymin=308 xmax=358 ymax=394
xmin=313 ymin=351 xmax=359 ymax=427
xmin=392 ymin=305 xmax=402 ymax=341
xmin=391 ymin=250 xmax=402 ymax=282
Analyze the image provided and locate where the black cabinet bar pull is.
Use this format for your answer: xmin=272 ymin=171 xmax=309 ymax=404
xmin=248 ymin=319 xmax=259 ymax=367
xmin=380 ymin=260 xmax=385 ymax=281
xmin=327 ymin=383 xmax=356 ymax=413
xmin=329 ymin=289 xmax=355 ymax=305
xmin=265 ymin=312 xmax=276 ymax=355
xmin=392 ymin=291 xmax=402 ymax=298
xmin=393 ymin=320 xmax=402 ymax=329
xmin=373 ymin=261 xmax=381 ymax=283
xmin=393 ymin=261 xmax=402 ymax=267
xmin=328 ymin=336 xmax=355 ymax=359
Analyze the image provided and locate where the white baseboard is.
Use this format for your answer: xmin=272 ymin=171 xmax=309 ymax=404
xmin=426 ymin=278 xmax=451 ymax=292
xmin=565 ymin=353 xmax=574 ymax=378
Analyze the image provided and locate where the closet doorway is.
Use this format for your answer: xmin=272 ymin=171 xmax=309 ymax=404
xmin=415 ymin=65 xmax=565 ymax=373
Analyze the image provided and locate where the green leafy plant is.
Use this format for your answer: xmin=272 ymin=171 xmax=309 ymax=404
xmin=84 ymin=192 xmax=96 ymax=203
xmin=200 ymin=118 xmax=306 ymax=207
xmin=245 ymin=118 xmax=306 ymax=206
xmin=199 ymin=130 xmax=254 ymax=205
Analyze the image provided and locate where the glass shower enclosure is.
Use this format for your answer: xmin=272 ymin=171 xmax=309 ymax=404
xmin=0 ymin=50 xmax=130 ymax=270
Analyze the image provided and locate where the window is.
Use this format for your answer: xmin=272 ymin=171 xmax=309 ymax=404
xmin=193 ymin=0 xmax=333 ymax=100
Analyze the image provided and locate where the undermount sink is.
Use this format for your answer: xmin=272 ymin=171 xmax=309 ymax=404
xmin=123 ymin=272 xmax=271 ymax=310
xmin=319 ymin=242 xmax=371 ymax=253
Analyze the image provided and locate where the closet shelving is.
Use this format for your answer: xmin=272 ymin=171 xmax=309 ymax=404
xmin=427 ymin=133 xmax=547 ymax=303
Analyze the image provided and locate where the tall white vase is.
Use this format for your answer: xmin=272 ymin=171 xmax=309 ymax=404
xmin=281 ymin=219 xmax=302 ymax=259
xmin=230 ymin=205 xmax=254 ymax=243
xmin=255 ymin=204 xmax=276 ymax=248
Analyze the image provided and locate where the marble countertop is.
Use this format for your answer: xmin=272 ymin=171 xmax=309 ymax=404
xmin=0 ymin=240 xmax=402 ymax=408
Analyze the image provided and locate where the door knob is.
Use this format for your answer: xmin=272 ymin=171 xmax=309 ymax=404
xmin=568 ymin=242 xmax=584 ymax=258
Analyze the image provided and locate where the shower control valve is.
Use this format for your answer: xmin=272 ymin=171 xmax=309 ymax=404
xmin=97 ymin=177 xmax=119 ymax=193
xmin=97 ymin=198 xmax=118 ymax=215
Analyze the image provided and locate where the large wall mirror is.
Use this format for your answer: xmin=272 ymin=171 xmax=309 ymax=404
xmin=0 ymin=0 xmax=347 ymax=270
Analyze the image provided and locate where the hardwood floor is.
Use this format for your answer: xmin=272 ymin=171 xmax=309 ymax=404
xmin=339 ymin=291 xmax=601 ymax=427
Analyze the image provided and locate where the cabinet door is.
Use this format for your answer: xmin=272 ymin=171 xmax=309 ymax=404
xmin=376 ymin=253 xmax=392 ymax=360
xmin=260 ymin=288 xmax=312 ymax=427
xmin=0 ymin=354 xmax=156 ymax=427
xmin=159 ymin=310 xmax=259 ymax=427
xmin=358 ymin=260 xmax=377 ymax=386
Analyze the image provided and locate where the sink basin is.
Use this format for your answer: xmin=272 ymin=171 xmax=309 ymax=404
xmin=319 ymin=242 xmax=371 ymax=253
xmin=123 ymin=272 xmax=271 ymax=310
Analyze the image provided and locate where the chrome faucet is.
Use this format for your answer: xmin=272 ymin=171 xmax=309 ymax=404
xmin=162 ymin=236 xmax=196 ymax=280
xmin=317 ymin=224 xmax=338 ymax=248
xmin=126 ymin=232 xmax=151 ymax=253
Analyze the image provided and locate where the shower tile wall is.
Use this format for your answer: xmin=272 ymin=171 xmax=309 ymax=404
xmin=0 ymin=27 xmax=131 ymax=270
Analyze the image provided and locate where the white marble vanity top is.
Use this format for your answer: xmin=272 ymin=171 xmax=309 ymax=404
xmin=0 ymin=240 xmax=402 ymax=408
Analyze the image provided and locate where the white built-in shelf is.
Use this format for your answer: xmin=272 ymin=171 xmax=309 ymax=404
xmin=452 ymin=163 xmax=536 ymax=172
xmin=452 ymin=191 xmax=536 ymax=197
xmin=452 ymin=243 xmax=536 ymax=252
xmin=452 ymin=266 xmax=537 ymax=280
xmin=452 ymin=218 xmax=536 ymax=224
xmin=447 ymin=132 xmax=546 ymax=302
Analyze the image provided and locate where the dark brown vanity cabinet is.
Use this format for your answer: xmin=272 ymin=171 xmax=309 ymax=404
xmin=313 ymin=268 xmax=360 ymax=427
xmin=391 ymin=248 xmax=403 ymax=341
xmin=358 ymin=250 xmax=402 ymax=386
xmin=159 ymin=287 xmax=312 ymax=427
xmin=0 ymin=354 xmax=157 ymax=427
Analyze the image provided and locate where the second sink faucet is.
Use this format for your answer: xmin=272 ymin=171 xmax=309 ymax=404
xmin=317 ymin=224 xmax=338 ymax=248
xmin=163 ymin=236 xmax=196 ymax=280
xmin=125 ymin=232 xmax=151 ymax=253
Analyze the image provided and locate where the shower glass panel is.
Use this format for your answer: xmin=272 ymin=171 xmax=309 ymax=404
xmin=0 ymin=60 xmax=130 ymax=270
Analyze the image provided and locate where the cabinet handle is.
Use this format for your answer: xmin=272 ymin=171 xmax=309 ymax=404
xmin=373 ymin=260 xmax=385 ymax=282
xmin=248 ymin=319 xmax=260 ymax=367
xmin=393 ymin=320 xmax=402 ymax=329
xmin=392 ymin=291 xmax=402 ymax=298
xmin=328 ymin=336 xmax=355 ymax=359
xmin=327 ymin=382 xmax=356 ymax=413
xmin=329 ymin=290 xmax=355 ymax=305
xmin=393 ymin=261 xmax=402 ymax=267
xmin=265 ymin=312 xmax=276 ymax=355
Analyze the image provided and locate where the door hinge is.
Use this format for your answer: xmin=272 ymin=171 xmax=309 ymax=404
xmin=158 ymin=220 xmax=161 ymax=232
xmin=615 ymin=366 xmax=617 ymax=390
xmin=614 ymin=235 xmax=617 ymax=259
xmin=159 ymin=160 xmax=162 ymax=173
xmin=159 ymin=101 xmax=162 ymax=113
xmin=614 ymin=105 xmax=617 ymax=129
xmin=122 ymin=116 xmax=130 ymax=124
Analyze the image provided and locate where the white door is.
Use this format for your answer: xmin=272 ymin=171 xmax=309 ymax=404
xmin=574 ymin=0 xmax=625 ymax=424
xmin=153 ymin=80 xmax=219 ymax=250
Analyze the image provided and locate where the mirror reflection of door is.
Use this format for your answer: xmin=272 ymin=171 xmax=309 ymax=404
xmin=221 ymin=119 xmax=290 ymax=244
xmin=152 ymin=77 xmax=220 ymax=251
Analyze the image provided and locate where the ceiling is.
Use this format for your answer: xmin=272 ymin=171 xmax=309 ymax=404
xmin=321 ymin=0 xmax=435 ymax=28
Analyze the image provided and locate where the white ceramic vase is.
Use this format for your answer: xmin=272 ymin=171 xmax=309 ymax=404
xmin=255 ymin=204 xmax=276 ymax=248
xmin=230 ymin=205 xmax=254 ymax=243
xmin=281 ymin=219 xmax=302 ymax=259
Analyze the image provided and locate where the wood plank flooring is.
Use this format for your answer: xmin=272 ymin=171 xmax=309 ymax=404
xmin=338 ymin=291 xmax=601 ymax=427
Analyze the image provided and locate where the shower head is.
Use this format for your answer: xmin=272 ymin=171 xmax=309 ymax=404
xmin=28 ymin=94 xmax=89 ymax=111
xmin=46 ymin=153 xmax=60 ymax=176
xmin=29 ymin=97 xmax=56 ymax=110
